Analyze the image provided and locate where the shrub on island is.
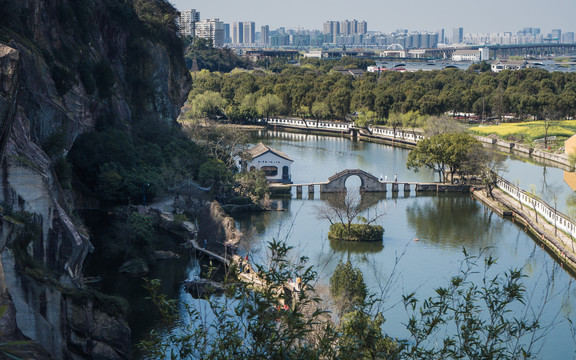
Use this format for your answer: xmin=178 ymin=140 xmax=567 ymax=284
xmin=328 ymin=223 xmax=384 ymax=242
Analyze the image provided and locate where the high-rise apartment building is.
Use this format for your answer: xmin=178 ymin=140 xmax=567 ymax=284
xmin=357 ymin=21 xmax=367 ymax=35
xmin=551 ymin=29 xmax=562 ymax=42
xmin=178 ymin=9 xmax=200 ymax=37
xmin=324 ymin=20 xmax=366 ymax=42
xmin=323 ymin=21 xmax=340 ymax=43
xmin=243 ymin=22 xmax=256 ymax=44
xmin=261 ymin=25 xmax=270 ymax=45
xmin=195 ymin=18 xmax=224 ymax=47
xmin=452 ymin=27 xmax=463 ymax=44
xmin=232 ymin=22 xmax=243 ymax=44
xmin=339 ymin=20 xmax=350 ymax=36
xmin=339 ymin=20 xmax=358 ymax=35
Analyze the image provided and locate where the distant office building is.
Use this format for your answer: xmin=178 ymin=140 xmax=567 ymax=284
xmin=178 ymin=9 xmax=200 ymax=37
xmin=243 ymin=22 xmax=256 ymax=44
xmin=339 ymin=20 xmax=350 ymax=35
xmin=358 ymin=21 xmax=367 ymax=34
xmin=271 ymin=33 xmax=290 ymax=47
xmin=436 ymin=28 xmax=445 ymax=43
xmin=323 ymin=21 xmax=340 ymax=43
xmin=223 ymin=23 xmax=231 ymax=43
xmin=521 ymin=27 xmax=533 ymax=35
xmin=195 ymin=18 xmax=224 ymax=47
xmin=551 ymin=29 xmax=562 ymax=42
xmin=260 ymin=27 xmax=268 ymax=45
xmin=292 ymin=33 xmax=310 ymax=47
xmin=563 ymin=32 xmax=575 ymax=43
xmin=232 ymin=22 xmax=243 ymax=44
xmin=520 ymin=27 xmax=540 ymax=36
xmin=324 ymin=19 xmax=367 ymax=44
xmin=261 ymin=25 xmax=270 ymax=45
xmin=453 ymin=27 xmax=463 ymax=44
xmin=340 ymin=20 xmax=358 ymax=35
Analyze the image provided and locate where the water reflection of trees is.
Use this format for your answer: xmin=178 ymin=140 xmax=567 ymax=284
xmin=328 ymin=238 xmax=383 ymax=254
xmin=405 ymin=194 xmax=505 ymax=249
xmin=234 ymin=211 xmax=277 ymax=243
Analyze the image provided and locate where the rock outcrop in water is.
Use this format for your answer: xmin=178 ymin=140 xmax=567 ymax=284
xmin=0 ymin=1 xmax=190 ymax=358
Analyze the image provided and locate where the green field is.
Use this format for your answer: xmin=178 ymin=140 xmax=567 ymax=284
xmin=470 ymin=120 xmax=576 ymax=144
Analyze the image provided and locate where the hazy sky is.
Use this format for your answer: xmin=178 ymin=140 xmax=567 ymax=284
xmin=170 ymin=0 xmax=575 ymax=35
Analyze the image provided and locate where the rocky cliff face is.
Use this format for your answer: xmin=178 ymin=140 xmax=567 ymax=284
xmin=0 ymin=1 xmax=190 ymax=358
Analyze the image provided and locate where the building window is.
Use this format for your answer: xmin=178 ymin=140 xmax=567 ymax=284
xmin=261 ymin=166 xmax=278 ymax=176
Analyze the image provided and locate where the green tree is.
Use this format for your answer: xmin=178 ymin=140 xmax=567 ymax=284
xmin=315 ymin=191 xmax=384 ymax=241
xmin=140 ymin=239 xmax=339 ymax=359
xmin=142 ymin=242 xmax=545 ymax=360
xmin=198 ymin=158 xmax=234 ymax=196
xmin=330 ymin=260 xmax=367 ymax=316
xmin=256 ymin=93 xmax=283 ymax=121
xmin=183 ymin=120 xmax=249 ymax=168
xmin=190 ymin=90 xmax=227 ymax=119
xmin=311 ymin=101 xmax=330 ymax=122
xmin=225 ymin=104 xmax=258 ymax=123
xmin=402 ymin=252 xmax=541 ymax=360
xmin=339 ymin=310 xmax=398 ymax=360
xmin=386 ymin=112 xmax=403 ymax=137
xmin=401 ymin=110 xmax=424 ymax=139
xmin=234 ymin=170 xmax=270 ymax=203
xmin=407 ymin=133 xmax=483 ymax=183
xmin=327 ymin=87 xmax=352 ymax=119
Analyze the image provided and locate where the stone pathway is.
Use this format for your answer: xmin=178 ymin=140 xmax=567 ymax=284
xmin=473 ymin=187 xmax=576 ymax=271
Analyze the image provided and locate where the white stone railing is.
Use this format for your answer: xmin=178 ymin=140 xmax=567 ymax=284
xmin=496 ymin=175 xmax=576 ymax=238
xmin=264 ymin=118 xmax=427 ymax=142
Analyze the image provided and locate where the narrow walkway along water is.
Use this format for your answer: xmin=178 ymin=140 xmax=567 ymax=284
xmin=474 ymin=187 xmax=576 ymax=273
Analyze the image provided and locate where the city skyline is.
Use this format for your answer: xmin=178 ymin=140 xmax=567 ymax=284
xmin=170 ymin=0 xmax=575 ymax=34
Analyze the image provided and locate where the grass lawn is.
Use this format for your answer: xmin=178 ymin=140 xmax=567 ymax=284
xmin=469 ymin=120 xmax=576 ymax=147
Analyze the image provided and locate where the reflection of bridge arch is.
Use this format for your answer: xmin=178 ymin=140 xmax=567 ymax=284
xmin=387 ymin=43 xmax=404 ymax=51
xmin=320 ymin=169 xmax=387 ymax=193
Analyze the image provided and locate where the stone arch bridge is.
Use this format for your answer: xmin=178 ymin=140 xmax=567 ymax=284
xmin=286 ymin=169 xmax=467 ymax=195
xmin=320 ymin=169 xmax=388 ymax=193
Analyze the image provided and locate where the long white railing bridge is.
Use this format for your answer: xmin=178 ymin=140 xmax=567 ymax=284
xmin=282 ymin=169 xmax=468 ymax=195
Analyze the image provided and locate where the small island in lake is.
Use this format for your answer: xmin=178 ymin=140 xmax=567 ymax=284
xmin=328 ymin=223 xmax=384 ymax=242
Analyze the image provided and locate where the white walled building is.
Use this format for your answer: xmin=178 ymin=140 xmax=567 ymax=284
xmin=244 ymin=143 xmax=293 ymax=183
xmin=452 ymin=48 xmax=489 ymax=62
xmin=491 ymin=60 xmax=529 ymax=73
xmin=196 ymin=18 xmax=224 ymax=47
xmin=178 ymin=9 xmax=200 ymax=37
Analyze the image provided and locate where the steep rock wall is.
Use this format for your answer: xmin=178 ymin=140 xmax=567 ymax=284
xmin=0 ymin=0 xmax=191 ymax=358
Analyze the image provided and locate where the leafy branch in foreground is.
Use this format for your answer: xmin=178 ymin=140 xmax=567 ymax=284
xmin=140 ymin=239 xmax=338 ymax=359
xmin=401 ymin=251 xmax=541 ymax=360
xmin=141 ymin=243 xmax=548 ymax=360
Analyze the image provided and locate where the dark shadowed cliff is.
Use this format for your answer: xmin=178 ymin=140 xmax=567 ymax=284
xmin=0 ymin=0 xmax=191 ymax=358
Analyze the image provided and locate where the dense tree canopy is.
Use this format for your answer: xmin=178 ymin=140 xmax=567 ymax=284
xmin=185 ymin=64 xmax=576 ymax=124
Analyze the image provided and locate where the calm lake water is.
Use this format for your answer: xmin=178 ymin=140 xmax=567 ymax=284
xmin=90 ymin=129 xmax=576 ymax=358
xmin=228 ymin=130 xmax=576 ymax=359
